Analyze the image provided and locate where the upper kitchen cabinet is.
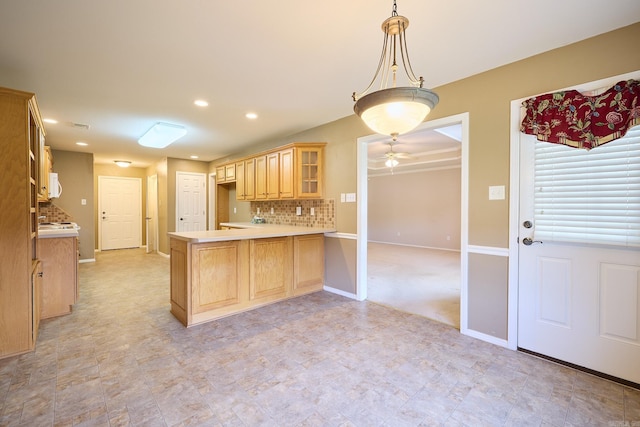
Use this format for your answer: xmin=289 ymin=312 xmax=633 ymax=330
xmin=216 ymin=163 xmax=236 ymax=184
xmin=38 ymin=145 xmax=52 ymax=202
xmin=0 ymin=86 xmax=44 ymax=358
xmin=236 ymin=158 xmax=255 ymax=201
xmin=221 ymin=143 xmax=326 ymax=201
xmin=293 ymin=143 xmax=325 ymax=199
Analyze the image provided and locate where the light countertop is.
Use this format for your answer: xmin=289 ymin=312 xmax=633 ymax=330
xmin=168 ymin=223 xmax=336 ymax=243
xmin=38 ymin=229 xmax=79 ymax=239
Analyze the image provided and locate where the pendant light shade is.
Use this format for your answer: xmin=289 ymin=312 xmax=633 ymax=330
xmin=354 ymin=87 xmax=439 ymax=137
xmin=353 ymin=1 xmax=439 ymax=139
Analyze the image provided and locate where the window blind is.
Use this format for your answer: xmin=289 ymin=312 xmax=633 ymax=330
xmin=534 ymin=125 xmax=640 ymax=247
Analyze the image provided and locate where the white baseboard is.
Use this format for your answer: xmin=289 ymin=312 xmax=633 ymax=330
xmin=323 ymin=285 xmax=358 ymax=300
xmin=79 ymin=258 xmax=96 ymax=264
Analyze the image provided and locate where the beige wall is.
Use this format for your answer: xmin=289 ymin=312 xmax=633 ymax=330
xmin=368 ymin=167 xmax=461 ymax=249
xmin=324 ymin=236 xmax=357 ymax=294
xmin=93 ymin=164 xmax=148 ymax=250
xmin=50 ymin=150 xmax=95 ymax=261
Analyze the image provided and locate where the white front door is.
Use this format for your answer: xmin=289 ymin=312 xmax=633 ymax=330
xmin=517 ymin=130 xmax=640 ymax=384
xmin=176 ymin=171 xmax=206 ymax=232
xmin=99 ymin=176 xmax=142 ymax=250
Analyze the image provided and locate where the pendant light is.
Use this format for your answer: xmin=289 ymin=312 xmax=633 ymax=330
xmin=353 ymin=1 xmax=439 ymax=140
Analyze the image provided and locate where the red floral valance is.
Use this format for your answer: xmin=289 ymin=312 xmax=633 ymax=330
xmin=520 ymin=79 xmax=640 ymax=150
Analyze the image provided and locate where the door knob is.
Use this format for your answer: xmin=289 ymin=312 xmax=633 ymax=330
xmin=523 ymin=237 xmax=543 ymax=246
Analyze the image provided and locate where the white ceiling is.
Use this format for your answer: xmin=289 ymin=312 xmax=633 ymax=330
xmin=1 ymin=1 xmax=638 ymax=167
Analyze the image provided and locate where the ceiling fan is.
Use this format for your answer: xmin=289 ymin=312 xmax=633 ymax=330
xmin=381 ymin=141 xmax=411 ymax=168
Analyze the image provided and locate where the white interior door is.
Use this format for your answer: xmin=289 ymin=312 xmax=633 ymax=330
xmin=176 ymin=171 xmax=206 ymax=232
xmin=99 ymin=176 xmax=142 ymax=250
xmin=146 ymin=174 xmax=158 ymax=253
xmin=518 ymin=131 xmax=640 ymax=384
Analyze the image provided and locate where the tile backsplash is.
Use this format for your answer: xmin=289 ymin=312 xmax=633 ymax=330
xmin=39 ymin=202 xmax=74 ymax=223
xmin=250 ymin=199 xmax=335 ymax=229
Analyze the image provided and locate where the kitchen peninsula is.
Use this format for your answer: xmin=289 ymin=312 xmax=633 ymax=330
xmin=168 ymin=223 xmax=335 ymax=327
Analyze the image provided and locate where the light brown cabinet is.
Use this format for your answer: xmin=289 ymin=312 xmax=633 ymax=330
xmin=0 ymin=87 xmax=44 ymax=358
xmin=217 ymin=164 xmax=236 ymax=183
xmin=169 ymin=232 xmax=325 ymax=327
xmin=38 ymin=145 xmax=52 ymax=202
xmin=219 ymin=142 xmax=325 ymax=202
xmin=236 ymin=158 xmax=255 ymax=201
xmin=293 ymin=234 xmax=325 ymax=296
xmin=39 ymin=236 xmax=78 ymax=319
xmin=278 ymin=148 xmax=294 ymax=199
xmin=294 ymin=144 xmax=324 ymax=199
xmin=255 ymin=152 xmax=280 ymax=200
xmin=249 ymin=237 xmax=292 ymax=300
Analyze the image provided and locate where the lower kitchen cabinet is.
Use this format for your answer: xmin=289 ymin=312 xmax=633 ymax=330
xmin=39 ymin=236 xmax=78 ymax=318
xmin=169 ymin=233 xmax=325 ymax=327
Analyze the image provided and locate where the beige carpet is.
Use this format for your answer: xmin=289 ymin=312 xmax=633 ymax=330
xmin=367 ymin=242 xmax=461 ymax=328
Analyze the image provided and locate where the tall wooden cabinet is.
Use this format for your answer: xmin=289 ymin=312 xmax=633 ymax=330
xmin=0 ymin=87 xmax=44 ymax=358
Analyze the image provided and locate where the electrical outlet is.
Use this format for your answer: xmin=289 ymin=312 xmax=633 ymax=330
xmin=296 ymin=206 xmax=302 ymax=216
xmin=270 ymin=207 xmax=274 ymax=214
xmin=310 ymin=207 xmax=315 ymax=216
xmin=257 ymin=207 xmax=260 ymax=214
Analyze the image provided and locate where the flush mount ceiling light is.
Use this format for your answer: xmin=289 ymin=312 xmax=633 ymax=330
xmin=138 ymin=122 xmax=187 ymax=148
xmin=114 ymin=160 xmax=131 ymax=168
xmin=353 ymin=0 xmax=439 ymax=141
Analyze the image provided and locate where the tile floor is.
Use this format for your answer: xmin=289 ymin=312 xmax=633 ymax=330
xmin=367 ymin=243 xmax=460 ymax=329
xmin=1 ymin=248 xmax=639 ymax=426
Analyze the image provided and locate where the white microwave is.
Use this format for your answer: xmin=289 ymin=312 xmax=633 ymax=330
xmin=49 ymin=172 xmax=62 ymax=198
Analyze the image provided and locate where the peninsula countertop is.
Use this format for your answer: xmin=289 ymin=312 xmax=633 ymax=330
xmin=168 ymin=223 xmax=336 ymax=244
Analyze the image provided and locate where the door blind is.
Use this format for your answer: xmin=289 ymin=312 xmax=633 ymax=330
xmin=533 ymin=125 xmax=640 ymax=247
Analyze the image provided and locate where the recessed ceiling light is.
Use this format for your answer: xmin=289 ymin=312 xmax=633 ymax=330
xmin=190 ymin=155 xmax=199 ymax=159
xmin=194 ymin=100 xmax=209 ymax=107
xmin=43 ymin=118 xmax=58 ymax=124
xmin=245 ymin=112 xmax=258 ymax=120
xmin=76 ymin=141 xmax=88 ymax=146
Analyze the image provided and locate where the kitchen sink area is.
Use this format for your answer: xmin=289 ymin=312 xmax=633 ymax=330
xmin=38 ymin=222 xmax=80 ymax=237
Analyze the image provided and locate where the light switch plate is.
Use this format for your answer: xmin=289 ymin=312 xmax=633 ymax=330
xmin=346 ymin=193 xmax=356 ymax=203
xmin=310 ymin=207 xmax=315 ymax=216
xmin=489 ymin=185 xmax=505 ymax=200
